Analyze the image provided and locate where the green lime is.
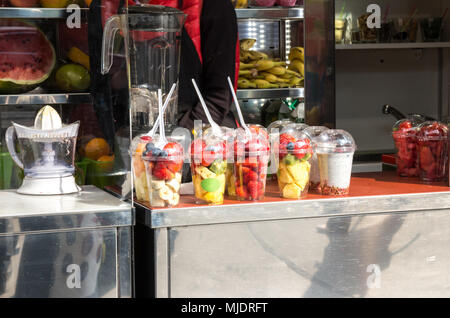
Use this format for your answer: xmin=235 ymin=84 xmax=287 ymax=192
xmin=201 ymin=178 xmax=221 ymax=192
xmin=55 ymin=63 xmax=90 ymax=92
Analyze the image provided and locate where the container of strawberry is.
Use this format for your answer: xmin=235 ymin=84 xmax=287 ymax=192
xmin=142 ymin=138 xmax=184 ymax=207
xmin=303 ymin=126 xmax=329 ymax=193
xmin=233 ymin=126 xmax=271 ymax=201
xmin=277 ymin=128 xmax=313 ymax=199
xmin=392 ymin=119 xmax=420 ymax=177
xmin=315 ymin=129 xmax=356 ymax=196
xmin=416 ymin=121 xmax=448 ymax=182
xmin=190 ymin=133 xmax=228 ymax=205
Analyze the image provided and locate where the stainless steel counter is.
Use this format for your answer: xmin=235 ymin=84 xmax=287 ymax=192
xmin=136 ymin=173 xmax=450 ymax=298
xmin=0 ymin=186 xmax=133 ymax=298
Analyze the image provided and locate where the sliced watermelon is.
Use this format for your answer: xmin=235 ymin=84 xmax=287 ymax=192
xmin=0 ymin=19 xmax=56 ymax=94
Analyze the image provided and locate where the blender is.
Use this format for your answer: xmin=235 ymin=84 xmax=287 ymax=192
xmin=101 ymin=4 xmax=186 ymax=135
xmin=5 ymin=106 xmax=80 ymax=195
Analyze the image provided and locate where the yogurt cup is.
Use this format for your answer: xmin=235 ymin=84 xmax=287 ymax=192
xmin=315 ymin=129 xmax=356 ymax=195
xmin=304 ymin=126 xmax=329 ymax=192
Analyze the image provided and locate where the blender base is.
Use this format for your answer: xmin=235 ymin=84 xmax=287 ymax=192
xmin=18 ymin=175 xmax=81 ymax=195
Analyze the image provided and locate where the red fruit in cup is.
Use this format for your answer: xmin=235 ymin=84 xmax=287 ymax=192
xmin=152 ymin=163 xmax=174 ymax=180
xmin=165 ymin=159 xmax=183 ymax=173
xmin=236 ymin=185 xmax=248 ymax=199
xmin=247 ymin=181 xmax=259 ymax=199
xmin=164 ymin=142 xmax=183 ymax=157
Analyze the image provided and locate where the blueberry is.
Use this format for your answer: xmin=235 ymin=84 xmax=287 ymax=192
xmin=152 ymin=148 xmax=162 ymax=156
xmin=146 ymin=142 xmax=155 ymax=151
xmin=159 ymin=150 xmax=168 ymax=158
xmin=142 ymin=150 xmax=149 ymax=157
xmin=286 ymin=142 xmax=295 ymax=151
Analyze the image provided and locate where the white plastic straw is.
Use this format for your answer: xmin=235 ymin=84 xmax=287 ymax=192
xmin=148 ymin=83 xmax=177 ymax=137
xmin=157 ymin=88 xmax=167 ymax=144
xmin=191 ymin=78 xmax=222 ymax=135
xmin=227 ymin=76 xmax=251 ymax=137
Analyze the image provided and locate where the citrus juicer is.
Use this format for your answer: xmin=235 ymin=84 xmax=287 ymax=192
xmin=5 ymin=105 xmax=80 ymax=195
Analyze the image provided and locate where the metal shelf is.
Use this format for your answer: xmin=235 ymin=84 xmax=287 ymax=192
xmin=0 ymin=93 xmax=92 ymax=106
xmin=236 ymin=88 xmax=304 ymax=99
xmin=235 ymin=6 xmax=304 ymax=20
xmin=336 ymin=42 xmax=450 ymax=50
xmin=0 ymin=7 xmax=89 ymax=19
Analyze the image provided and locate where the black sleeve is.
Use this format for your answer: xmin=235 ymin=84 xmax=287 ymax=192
xmin=179 ymin=0 xmax=238 ymax=129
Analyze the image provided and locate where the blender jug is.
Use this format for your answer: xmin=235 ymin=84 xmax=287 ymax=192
xmin=101 ymin=5 xmax=186 ymax=134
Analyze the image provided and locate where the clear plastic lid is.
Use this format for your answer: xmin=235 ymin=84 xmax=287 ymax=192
xmin=304 ymin=126 xmax=329 ymax=139
xmin=392 ymin=119 xmax=420 ymax=137
xmin=141 ymin=135 xmax=184 ymax=162
xmin=284 ymin=123 xmax=309 ymax=134
xmin=278 ymin=127 xmax=313 ymax=155
xmin=315 ymin=129 xmax=356 ymax=153
xmin=417 ymin=121 xmax=448 ymax=140
xmin=190 ymin=133 xmax=227 ymax=164
xmin=267 ymin=119 xmax=293 ymax=135
xmin=234 ymin=127 xmax=271 ymax=158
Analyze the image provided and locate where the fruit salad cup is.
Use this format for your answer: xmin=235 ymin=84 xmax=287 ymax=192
xmin=315 ymin=129 xmax=356 ymax=196
xmin=131 ymin=134 xmax=153 ymax=202
xmin=267 ymin=119 xmax=293 ymax=180
xmin=304 ymin=126 xmax=329 ymax=192
xmin=203 ymin=126 xmax=236 ymax=198
xmin=141 ymin=138 xmax=184 ymax=207
xmin=190 ymin=135 xmax=227 ymax=205
xmin=277 ymin=129 xmax=313 ymax=199
xmin=392 ymin=119 xmax=420 ymax=177
xmin=417 ymin=121 xmax=448 ymax=182
xmin=233 ymin=127 xmax=270 ymax=201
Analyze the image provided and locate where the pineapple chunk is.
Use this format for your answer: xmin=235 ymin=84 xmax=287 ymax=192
xmin=195 ymin=166 xmax=216 ymax=179
xmin=193 ymin=174 xmax=206 ymax=196
xmin=278 ymin=165 xmax=294 ymax=183
xmin=287 ymin=161 xmax=310 ymax=184
xmin=203 ymin=191 xmax=224 ymax=204
xmin=282 ymin=183 xmax=302 ymax=199
xmin=216 ymin=173 xmax=226 ymax=193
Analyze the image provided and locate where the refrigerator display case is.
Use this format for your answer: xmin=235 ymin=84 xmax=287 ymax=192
xmin=234 ymin=2 xmax=335 ymax=127
xmin=0 ymin=1 xmax=133 ymax=297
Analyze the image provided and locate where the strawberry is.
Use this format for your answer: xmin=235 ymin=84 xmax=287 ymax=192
xmin=165 ymin=159 xmax=183 ymax=173
xmin=247 ymin=181 xmax=259 ymax=199
xmin=152 ymin=162 xmax=174 ymax=180
xmin=236 ymin=185 xmax=248 ymax=199
xmin=419 ymin=146 xmax=434 ymax=170
xmin=244 ymin=169 xmax=258 ymax=183
xmin=280 ymin=133 xmax=296 ymax=144
xmin=242 ymin=158 xmax=258 ymax=170
xmin=202 ymin=150 xmax=216 ymax=167
xmin=164 ymin=142 xmax=183 ymax=158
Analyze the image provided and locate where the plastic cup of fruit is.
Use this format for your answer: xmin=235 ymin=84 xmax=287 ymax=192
xmin=204 ymin=126 xmax=236 ymax=198
xmin=130 ymin=134 xmax=154 ymax=202
xmin=141 ymin=138 xmax=184 ymax=207
xmin=190 ymin=135 xmax=227 ymax=205
xmin=233 ymin=129 xmax=271 ymax=201
xmin=304 ymin=126 xmax=329 ymax=192
xmin=392 ymin=119 xmax=420 ymax=177
xmin=315 ymin=129 xmax=356 ymax=196
xmin=267 ymin=119 xmax=294 ymax=180
xmin=277 ymin=129 xmax=313 ymax=199
xmin=416 ymin=121 xmax=448 ymax=182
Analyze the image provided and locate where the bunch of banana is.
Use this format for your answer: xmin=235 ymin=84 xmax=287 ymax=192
xmin=237 ymin=39 xmax=305 ymax=89
xmin=287 ymin=47 xmax=305 ymax=79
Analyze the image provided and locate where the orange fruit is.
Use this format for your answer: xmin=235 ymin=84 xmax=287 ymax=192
xmin=84 ymin=0 xmax=91 ymax=7
xmin=97 ymin=155 xmax=114 ymax=172
xmin=83 ymin=138 xmax=110 ymax=161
